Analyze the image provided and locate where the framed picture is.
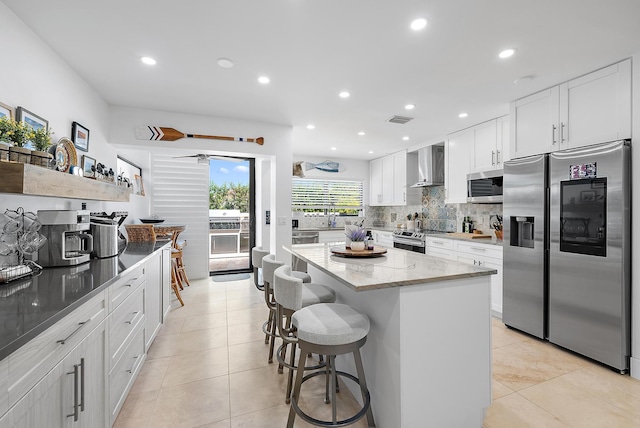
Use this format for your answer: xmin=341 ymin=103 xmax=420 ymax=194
xmin=580 ymin=190 xmax=596 ymax=202
xmin=0 ymin=102 xmax=13 ymax=119
xmin=72 ymin=121 xmax=90 ymax=152
xmin=16 ymin=107 xmax=47 ymax=131
xmin=82 ymin=155 xmax=96 ymax=179
xmin=133 ymin=174 xmax=145 ymax=196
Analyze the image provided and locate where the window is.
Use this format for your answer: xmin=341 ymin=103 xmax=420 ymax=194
xmin=292 ymin=178 xmax=363 ymax=216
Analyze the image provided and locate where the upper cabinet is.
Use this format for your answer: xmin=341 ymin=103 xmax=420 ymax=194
xmin=445 ymin=128 xmax=472 ymax=204
xmin=369 ymin=149 xmax=420 ymax=206
xmin=468 ymin=116 xmax=510 ymax=173
xmin=510 ymin=59 xmax=631 ymax=159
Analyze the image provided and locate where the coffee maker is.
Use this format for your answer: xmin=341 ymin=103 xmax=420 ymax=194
xmin=37 ymin=210 xmax=93 ymax=267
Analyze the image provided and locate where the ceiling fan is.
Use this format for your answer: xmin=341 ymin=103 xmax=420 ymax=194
xmin=172 ymin=154 xmax=245 ymax=164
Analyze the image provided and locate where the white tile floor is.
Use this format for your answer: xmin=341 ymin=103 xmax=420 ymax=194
xmin=114 ymin=276 xmax=640 ymax=428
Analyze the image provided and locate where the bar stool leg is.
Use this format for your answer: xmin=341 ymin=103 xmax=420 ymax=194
xmin=176 ymin=255 xmax=190 ymax=286
xmin=170 ymin=262 xmax=185 ymax=306
xmin=287 ymin=349 xmax=307 ymax=428
xmin=268 ymin=309 xmax=278 ymax=363
xmin=353 ymin=347 xmax=376 ymax=427
xmin=285 ymin=341 xmax=298 ymax=404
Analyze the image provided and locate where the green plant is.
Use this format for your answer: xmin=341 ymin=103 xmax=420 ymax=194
xmin=0 ymin=117 xmax=31 ymax=147
xmin=30 ymin=127 xmax=52 ymax=151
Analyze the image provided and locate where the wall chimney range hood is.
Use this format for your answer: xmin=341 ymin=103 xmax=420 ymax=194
xmin=410 ymin=144 xmax=445 ymax=188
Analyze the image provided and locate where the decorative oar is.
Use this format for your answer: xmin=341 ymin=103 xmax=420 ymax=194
xmin=135 ymin=126 xmax=264 ymax=145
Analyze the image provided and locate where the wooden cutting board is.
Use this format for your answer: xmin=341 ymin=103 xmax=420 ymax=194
xmin=447 ymin=232 xmax=492 ymax=239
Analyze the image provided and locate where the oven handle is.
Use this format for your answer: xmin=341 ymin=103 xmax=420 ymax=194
xmin=392 ymin=237 xmax=426 ymax=247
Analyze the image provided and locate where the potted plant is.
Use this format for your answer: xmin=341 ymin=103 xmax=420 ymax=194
xmin=346 ymin=227 xmax=367 ymax=251
xmin=0 ymin=117 xmax=33 ymax=163
xmin=0 ymin=116 xmax=12 ymax=160
xmin=29 ymin=127 xmax=53 ymax=168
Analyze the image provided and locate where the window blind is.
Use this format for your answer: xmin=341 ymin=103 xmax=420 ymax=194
xmin=292 ymin=178 xmax=363 ymax=210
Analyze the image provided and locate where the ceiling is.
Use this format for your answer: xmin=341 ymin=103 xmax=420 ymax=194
xmin=4 ymin=0 xmax=640 ymax=160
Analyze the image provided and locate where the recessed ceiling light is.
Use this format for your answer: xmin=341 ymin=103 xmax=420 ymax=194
xmin=368 ymin=151 xmax=374 ymax=154
xmin=410 ymin=18 xmax=428 ymax=31
xmin=258 ymin=76 xmax=270 ymax=84
xmin=499 ymin=48 xmax=515 ymax=59
xmin=217 ymin=58 xmax=234 ymax=68
xmin=330 ymin=147 xmax=337 ymax=151
xmin=404 ymin=104 xmax=415 ymax=110
xmin=458 ymin=112 xmax=469 ymax=118
xmin=339 ymin=91 xmax=350 ymax=98
xmin=358 ymin=131 xmax=366 ymax=136
xmin=402 ymin=136 xmax=410 ymax=141
xmin=306 ymin=124 xmax=316 ymax=130
xmin=140 ymin=56 xmax=156 ymax=65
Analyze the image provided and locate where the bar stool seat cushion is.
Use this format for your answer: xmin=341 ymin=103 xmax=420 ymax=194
xmin=291 ymin=271 xmax=312 ymax=283
xmin=292 ymin=303 xmax=370 ymax=346
xmin=301 ymin=284 xmax=336 ymax=308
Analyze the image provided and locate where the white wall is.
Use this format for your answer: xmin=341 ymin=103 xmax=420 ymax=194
xmin=109 ymin=106 xmax=293 ymax=265
xmin=0 ymin=3 xmax=148 ymax=221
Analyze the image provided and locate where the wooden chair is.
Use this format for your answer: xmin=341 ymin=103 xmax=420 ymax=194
xmin=124 ymin=224 xmax=157 ymax=242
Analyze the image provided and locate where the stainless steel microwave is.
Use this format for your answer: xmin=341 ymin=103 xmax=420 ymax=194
xmin=467 ymin=170 xmax=503 ymax=203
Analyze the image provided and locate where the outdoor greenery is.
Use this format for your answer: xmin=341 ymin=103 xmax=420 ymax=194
xmin=209 ymin=182 xmax=249 ymax=212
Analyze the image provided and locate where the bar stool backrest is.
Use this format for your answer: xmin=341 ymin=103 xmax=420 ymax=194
xmin=262 ymin=254 xmax=284 ymax=287
xmin=251 ymin=246 xmax=269 ymax=269
xmin=274 ymin=265 xmax=303 ymax=311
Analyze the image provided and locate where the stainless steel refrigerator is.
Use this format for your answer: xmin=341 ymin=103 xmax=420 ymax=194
xmin=503 ymin=140 xmax=630 ymax=372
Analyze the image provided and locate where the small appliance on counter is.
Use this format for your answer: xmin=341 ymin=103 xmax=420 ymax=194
xmin=37 ymin=210 xmax=93 ymax=267
xmin=90 ymin=211 xmax=128 ymax=257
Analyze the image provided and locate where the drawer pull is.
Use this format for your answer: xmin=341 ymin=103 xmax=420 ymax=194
xmin=126 ymin=355 xmax=141 ymax=374
xmin=470 ymin=247 xmax=487 ymax=252
xmin=125 ymin=311 xmax=141 ymax=325
xmin=432 ymin=241 xmax=444 ymax=245
xmin=57 ymin=319 xmax=91 ymax=345
xmin=124 ymin=277 xmax=139 ymax=287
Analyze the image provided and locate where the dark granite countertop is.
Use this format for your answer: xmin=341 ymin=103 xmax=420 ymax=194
xmin=0 ymin=241 xmax=169 ymax=361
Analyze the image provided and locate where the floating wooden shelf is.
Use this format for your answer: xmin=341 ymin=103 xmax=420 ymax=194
xmin=0 ymin=160 xmax=131 ymax=202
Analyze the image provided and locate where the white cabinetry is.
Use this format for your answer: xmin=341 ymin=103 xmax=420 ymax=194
xmin=145 ymin=250 xmax=162 ymax=351
xmin=369 ymin=150 xmax=419 ymax=206
xmin=425 ymin=236 xmax=455 ymax=260
xmin=371 ymin=230 xmax=393 ymax=248
xmin=445 ymin=129 xmax=472 ymax=204
xmin=318 ymin=230 xmax=345 ymax=243
xmin=4 ymin=319 xmax=106 ymax=428
xmin=510 ymin=59 xmax=631 ymax=159
xmin=455 ymin=242 xmax=503 ymax=314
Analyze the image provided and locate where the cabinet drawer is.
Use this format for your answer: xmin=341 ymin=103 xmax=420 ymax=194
xmin=109 ymin=285 xmax=145 ymax=369
xmin=109 ymin=325 xmax=145 ymax=425
xmin=428 ymin=248 xmax=456 ymax=261
xmin=455 ymin=242 xmax=502 ymax=260
xmin=7 ymin=290 xmax=106 ymax=408
xmin=109 ymin=264 xmax=145 ymax=312
xmin=426 ymin=237 xmax=455 ymax=250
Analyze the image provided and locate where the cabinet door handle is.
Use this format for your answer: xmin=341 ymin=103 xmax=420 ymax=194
xmin=491 ymin=151 xmax=495 ymax=166
xmin=57 ymin=319 xmax=91 ymax=345
xmin=496 ymin=150 xmax=501 ymax=165
xmin=551 ymin=124 xmax=557 ymax=144
xmin=80 ymin=358 xmax=85 ymax=412
xmin=560 ymin=122 xmax=566 ymax=143
xmin=67 ymin=364 xmax=80 ymax=421
xmin=403 ymin=192 xmax=406 ymax=202
xmin=124 ymin=277 xmax=139 ymax=287
xmin=125 ymin=311 xmax=141 ymax=325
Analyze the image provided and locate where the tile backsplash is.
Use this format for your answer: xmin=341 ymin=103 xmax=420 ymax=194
xmin=366 ymin=186 xmax=502 ymax=233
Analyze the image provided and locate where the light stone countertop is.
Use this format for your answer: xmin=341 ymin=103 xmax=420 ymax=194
xmin=285 ymin=243 xmax=496 ymax=292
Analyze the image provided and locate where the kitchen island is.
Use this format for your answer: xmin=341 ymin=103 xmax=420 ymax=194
xmin=285 ymin=243 xmax=496 ymax=428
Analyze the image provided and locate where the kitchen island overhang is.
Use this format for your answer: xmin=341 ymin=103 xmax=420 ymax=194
xmin=285 ymin=243 xmax=496 ymax=428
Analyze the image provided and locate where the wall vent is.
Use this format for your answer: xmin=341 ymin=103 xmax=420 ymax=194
xmin=388 ymin=115 xmax=413 ymax=124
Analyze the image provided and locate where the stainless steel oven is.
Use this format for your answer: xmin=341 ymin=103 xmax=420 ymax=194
xmin=392 ymin=231 xmax=426 ymax=254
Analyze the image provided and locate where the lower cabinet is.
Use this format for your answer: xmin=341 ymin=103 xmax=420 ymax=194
xmin=0 ymin=244 xmax=170 ymax=428
xmin=2 ymin=319 xmax=106 ymax=428
xmin=425 ymin=237 xmax=456 ymax=260
xmin=371 ymin=230 xmax=393 ymax=248
xmin=455 ymin=242 xmax=503 ymax=315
